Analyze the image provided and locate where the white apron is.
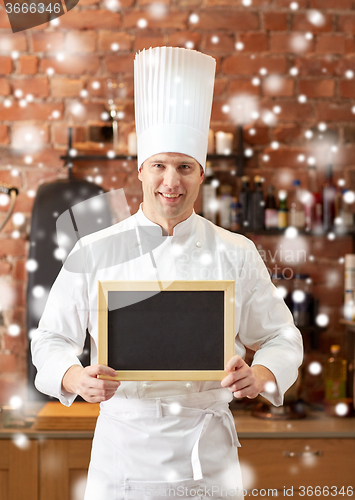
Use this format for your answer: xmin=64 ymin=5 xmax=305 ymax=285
xmin=84 ymin=388 xmax=243 ymax=500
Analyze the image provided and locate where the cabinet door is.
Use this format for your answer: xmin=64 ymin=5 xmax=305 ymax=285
xmin=39 ymin=439 xmax=92 ymax=500
xmin=0 ymin=439 xmax=38 ymax=500
xmin=239 ymin=438 xmax=355 ymax=499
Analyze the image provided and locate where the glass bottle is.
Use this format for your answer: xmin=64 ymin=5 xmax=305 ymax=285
xmin=290 ymin=274 xmax=314 ymax=328
xmin=218 ymin=185 xmax=233 ymax=229
xmin=251 ymin=175 xmax=265 ymax=231
xmin=277 ymin=190 xmax=288 ymax=229
xmin=289 ymin=180 xmax=305 ymax=229
xmin=239 ymin=176 xmax=252 ymax=229
xmin=230 ymin=197 xmax=242 ymax=232
xmin=264 ymin=185 xmax=278 ymax=230
xmin=305 ymin=165 xmax=322 ymax=233
xmin=325 ymin=345 xmax=347 ymax=401
xmin=322 ymin=164 xmax=336 ymax=232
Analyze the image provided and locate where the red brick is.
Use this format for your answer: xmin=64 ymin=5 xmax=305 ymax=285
xmin=40 ymin=55 xmax=100 ymax=75
xmin=66 ymin=101 xmax=108 ymax=122
xmin=262 ymin=76 xmax=294 ymax=97
xmin=51 ymin=124 xmax=86 ymax=145
xmin=292 ymin=13 xmax=333 ymax=33
xmin=310 ymin=0 xmax=352 ymax=7
xmin=12 ymin=77 xmax=49 ymax=98
xmin=99 ymin=31 xmax=132 ymax=51
xmin=0 ymin=170 xmax=22 ymax=190
xmin=265 ymin=101 xmax=315 ymax=123
xmin=11 ymin=124 xmax=49 ymax=149
xmin=190 ymin=10 xmax=259 ymax=31
xmin=338 ymin=15 xmax=355 ymax=33
xmin=237 ymin=33 xmax=268 ymax=52
xmin=0 ymin=238 xmax=26 ymax=258
xmin=243 ymin=124 xmax=270 ymax=145
xmin=270 ymin=33 xmax=314 ymax=54
xmin=223 ymin=55 xmax=288 ymax=75
xmin=0 ymin=354 xmax=18 ymax=373
xmin=134 ymin=34 xmax=166 ymax=51
xmin=228 ymin=79 xmax=260 ymax=96
xmin=25 ymin=168 xmax=61 ymax=190
xmin=0 ymin=77 xmax=10 ymax=95
xmin=65 ymin=31 xmax=97 ymax=53
xmin=167 ymin=32 xmax=201 ymax=50
xmin=113 ymin=0 xmax=134 ymax=4
xmin=59 ymin=10 xmax=121 ymax=29
xmin=0 ymin=260 xmax=12 ymax=275
xmin=0 ymin=102 xmax=63 ymax=121
xmin=312 ymin=235 xmax=353 ymax=260
xmin=330 ymin=146 xmax=355 ymax=167
xmin=274 ymin=0 xmax=307 ymax=6
xmin=316 ymin=35 xmax=347 ymax=54
xmin=203 ymin=34 xmax=235 ymax=54
xmin=260 ymin=147 xmax=310 ymax=168
xmin=0 ymin=33 xmax=27 ymax=52
xmin=17 ymin=55 xmax=37 ymax=75
xmin=30 ymin=32 xmax=64 ymax=52
xmin=273 ymin=124 xmax=302 ymax=143
xmin=316 ymin=102 xmax=355 ymax=122
xmin=124 ymin=10 xmax=188 ymax=30
xmin=0 ymin=56 xmax=12 ymax=75
xmin=80 ymin=0 xmax=100 ymax=5
xmin=294 ymin=57 xmax=339 ymax=76
xmin=51 ymin=78 xmax=84 ymax=97
xmin=0 ymin=124 xmax=9 ymax=144
xmin=339 ymin=80 xmax=355 ymax=98
xmin=206 ymin=0 xmax=271 ymax=4
xmin=12 ymin=259 xmax=26 ymax=281
xmin=345 ymin=37 xmax=354 ymax=54
xmin=336 ymin=58 xmax=355 ymax=77
xmin=104 ymin=53 xmax=135 ymax=74
xmin=298 ymin=79 xmax=335 ymax=97
xmin=175 ymin=0 xmax=201 ymax=5
xmin=264 ymin=12 xmax=288 ymax=31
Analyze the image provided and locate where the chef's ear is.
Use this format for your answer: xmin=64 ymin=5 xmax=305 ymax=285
xmin=200 ymin=165 xmax=205 ymax=184
xmin=138 ymin=164 xmax=143 ymax=181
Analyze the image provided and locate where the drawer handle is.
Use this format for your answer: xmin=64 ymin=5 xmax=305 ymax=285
xmin=283 ymin=450 xmax=323 ymax=458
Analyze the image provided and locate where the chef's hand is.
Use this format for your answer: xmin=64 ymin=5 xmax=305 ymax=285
xmin=220 ymin=356 xmax=276 ymax=399
xmin=62 ymin=364 xmax=121 ymax=403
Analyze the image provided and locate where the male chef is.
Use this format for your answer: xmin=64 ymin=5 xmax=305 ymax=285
xmin=32 ymin=47 xmax=303 ymax=500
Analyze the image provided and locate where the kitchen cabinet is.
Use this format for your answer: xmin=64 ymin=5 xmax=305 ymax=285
xmin=0 ymin=409 xmax=354 ymax=500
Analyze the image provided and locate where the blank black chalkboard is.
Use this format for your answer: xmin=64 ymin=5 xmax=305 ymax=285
xmin=97 ymin=280 xmax=235 ymax=381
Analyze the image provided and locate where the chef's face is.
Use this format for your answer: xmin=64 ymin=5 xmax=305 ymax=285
xmin=138 ymin=152 xmax=204 ymax=233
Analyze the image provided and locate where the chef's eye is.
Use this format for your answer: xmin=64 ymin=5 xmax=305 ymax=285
xmin=180 ymin=164 xmax=190 ymax=169
xmin=153 ymin=163 xmax=164 ymax=168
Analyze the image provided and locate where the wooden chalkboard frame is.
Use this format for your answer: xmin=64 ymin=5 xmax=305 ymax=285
xmin=97 ymin=280 xmax=235 ymax=381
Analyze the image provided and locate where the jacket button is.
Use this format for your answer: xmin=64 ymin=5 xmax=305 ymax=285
xmin=142 ymin=383 xmax=150 ymax=389
xmin=196 ymin=242 xmax=201 ymax=248
xmin=185 ymin=382 xmax=192 ymax=389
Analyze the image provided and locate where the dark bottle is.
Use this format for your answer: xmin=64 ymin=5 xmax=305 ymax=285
xmin=264 ymin=185 xmax=278 ymax=229
xmin=322 ymin=164 xmax=336 ymax=232
xmin=251 ymin=175 xmax=265 ymax=231
xmin=305 ymin=165 xmax=322 ymax=233
xmin=239 ymin=176 xmax=252 ymax=229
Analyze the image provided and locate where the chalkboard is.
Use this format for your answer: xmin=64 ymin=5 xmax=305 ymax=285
xmin=97 ymin=280 xmax=235 ymax=381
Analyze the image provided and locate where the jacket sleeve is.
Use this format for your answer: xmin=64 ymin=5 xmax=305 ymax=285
xmin=30 ymin=265 xmax=89 ymax=407
xmin=237 ymin=239 xmax=304 ymax=407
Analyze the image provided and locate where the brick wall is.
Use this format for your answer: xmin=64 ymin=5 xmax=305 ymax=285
xmin=0 ymin=0 xmax=355 ymax=403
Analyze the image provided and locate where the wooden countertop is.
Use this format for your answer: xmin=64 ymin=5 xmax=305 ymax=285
xmin=1 ymin=403 xmax=355 ymax=439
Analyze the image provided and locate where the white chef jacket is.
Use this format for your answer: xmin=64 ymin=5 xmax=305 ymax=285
xmin=31 ymin=206 xmax=303 ymax=499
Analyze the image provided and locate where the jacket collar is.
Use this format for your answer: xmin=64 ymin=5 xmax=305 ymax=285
xmin=135 ymin=203 xmax=198 ymax=237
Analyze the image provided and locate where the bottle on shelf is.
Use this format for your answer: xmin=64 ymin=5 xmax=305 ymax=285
xmin=202 ymin=161 xmax=218 ymax=224
xmin=305 ymin=165 xmax=323 ymax=233
xmin=218 ymin=184 xmax=233 ymax=230
xmin=335 ymin=189 xmax=354 ymax=229
xmin=230 ymin=197 xmax=242 ymax=232
xmin=277 ymin=190 xmax=288 ymax=230
xmin=251 ymin=175 xmax=265 ymax=231
xmin=288 ymin=180 xmax=305 ymax=229
xmin=325 ymin=345 xmax=347 ymax=401
xmin=344 ymin=290 xmax=355 ymax=322
xmin=264 ymin=185 xmax=278 ymax=230
xmin=239 ymin=176 xmax=253 ymax=230
xmin=322 ymin=163 xmax=336 ymax=232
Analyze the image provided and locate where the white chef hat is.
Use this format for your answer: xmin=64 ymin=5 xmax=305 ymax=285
xmin=134 ymin=46 xmax=216 ymax=171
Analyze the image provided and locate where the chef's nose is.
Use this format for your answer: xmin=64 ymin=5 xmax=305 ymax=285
xmin=162 ymin=166 xmax=180 ymax=189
